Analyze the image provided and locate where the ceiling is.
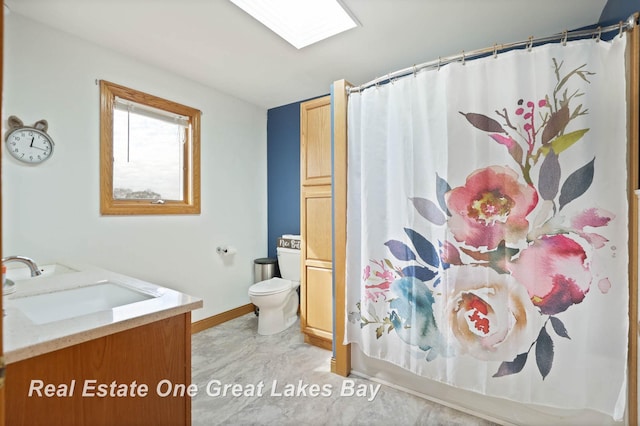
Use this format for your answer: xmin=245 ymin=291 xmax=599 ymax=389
xmin=5 ymin=0 xmax=609 ymax=109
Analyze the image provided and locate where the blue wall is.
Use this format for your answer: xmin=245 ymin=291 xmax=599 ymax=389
xmin=267 ymin=95 xmax=329 ymax=259
xmin=267 ymin=101 xmax=301 ymax=259
xmin=599 ymin=0 xmax=639 ymax=25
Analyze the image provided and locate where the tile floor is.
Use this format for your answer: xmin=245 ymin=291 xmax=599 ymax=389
xmin=191 ymin=313 xmax=496 ymax=425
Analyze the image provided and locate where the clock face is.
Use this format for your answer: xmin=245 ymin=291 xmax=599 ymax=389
xmin=5 ymin=128 xmax=54 ymax=164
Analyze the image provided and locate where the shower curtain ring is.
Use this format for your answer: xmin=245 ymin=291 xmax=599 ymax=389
xmin=388 ymin=73 xmax=394 ymax=84
xmin=493 ymin=43 xmax=498 ymax=59
xmin=527 ymin=36 xmax=533 ymax=52
xmin=413 ymin=64 xmax=417 ymax=77
xmin=619 ymin=21 xmax=624 ymax=38
xmin=461 ymin=51 xmax=466 ymax=65
xmin=562 ymin=30 xmax=568 ymax=46
xmin=595 ymin=26 xmax=602 ymax=42
xmin=437 ymin=56 xmax=441 ymax=71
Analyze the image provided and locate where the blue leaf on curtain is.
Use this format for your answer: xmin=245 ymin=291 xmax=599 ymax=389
xmin=436 ymin=173 xmax=452 ymax=216
xmin=404 ymin=228 xmax=440 ymax=268
xmin=535 ymin=327 xmax=554 ymax=380
xmin=538 ymin=150 xmax=561 ymax=200
xmin=549 ymin=316 xmax=571 ymax=339
xmin=409 ymin=197 xmax=446 ymax=225
xmin=384 ymin=240 xmax=416 ymax=261
xmin=559 ymin=157 xmax=595 ymax=210
xmin=401 ymin=265 xmax=437 ymax=282
xmin=492 ymin=352 xmax=528 ymax=377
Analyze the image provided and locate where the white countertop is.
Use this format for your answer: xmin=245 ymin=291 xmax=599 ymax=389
xmin=3 ymin=262 xmax=203 ymax=364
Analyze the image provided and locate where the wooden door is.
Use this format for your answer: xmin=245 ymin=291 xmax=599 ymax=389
xmin=300 ymin=95 xmax=332 ymax=350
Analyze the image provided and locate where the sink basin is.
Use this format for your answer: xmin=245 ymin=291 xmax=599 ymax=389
xmin=9 ymin=282 xmax=155 ymax=324
xmin=5 ymin=263 xmax=77 ymax=281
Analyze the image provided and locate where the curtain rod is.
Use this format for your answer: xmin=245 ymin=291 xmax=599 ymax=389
xmin=349 ymin=13 xmax=638 ymax=94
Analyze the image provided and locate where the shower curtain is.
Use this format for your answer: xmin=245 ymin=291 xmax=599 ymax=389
xmin=345 ymin=37 xmax=629 ymax=419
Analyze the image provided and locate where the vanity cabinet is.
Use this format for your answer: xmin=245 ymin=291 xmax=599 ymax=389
xmin=300 ymin=95 xmax=333 ymax=350
xmin=6 ymin=313 xmax=192 ymax=426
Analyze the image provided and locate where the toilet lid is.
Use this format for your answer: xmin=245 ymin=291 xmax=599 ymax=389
xmin=249 ymin=277 xmax=291 ymax=296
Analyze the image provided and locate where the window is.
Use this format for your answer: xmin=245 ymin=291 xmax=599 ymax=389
xmin=100 ymin=80 xmax=201 ymax=215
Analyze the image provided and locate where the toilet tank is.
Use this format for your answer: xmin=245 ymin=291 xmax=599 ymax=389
xmin=277 ymin=247 xmax=301 ymax=282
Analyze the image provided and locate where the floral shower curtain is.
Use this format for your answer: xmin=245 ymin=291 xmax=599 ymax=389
xmin=345 ymin=37 xmax=629 ymax=419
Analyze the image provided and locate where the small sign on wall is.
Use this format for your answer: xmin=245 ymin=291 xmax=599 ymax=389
xmin=277 ymin=238 xmax=301 ymax=250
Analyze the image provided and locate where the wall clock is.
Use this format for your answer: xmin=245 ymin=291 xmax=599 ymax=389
xmin=5 ymin=115 xmax=55 ymax=164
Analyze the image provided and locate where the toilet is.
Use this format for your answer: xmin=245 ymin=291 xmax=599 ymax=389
xmin=249 ymin=241 xmax=301 ymax=335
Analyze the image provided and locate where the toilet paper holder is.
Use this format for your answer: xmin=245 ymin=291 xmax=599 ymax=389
xmin=216 ymin=246 xmax=236 ymax=255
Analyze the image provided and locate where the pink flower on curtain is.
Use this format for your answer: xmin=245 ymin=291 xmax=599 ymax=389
xmin=446 ymin=265 xmax=542 ymax=361
xmin=363 ymin=260 xmax=394 ymax=302
xmin=446 ymin=166 xmax=538 ymax=250
xmin=508 ymin=234 xmax=591 ymax=315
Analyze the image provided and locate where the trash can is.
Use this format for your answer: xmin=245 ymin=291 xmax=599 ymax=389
xmin=253 ymin=257 xmax=277 ymax=317
xmin=254 ymin=257 xmax=277 ymax=283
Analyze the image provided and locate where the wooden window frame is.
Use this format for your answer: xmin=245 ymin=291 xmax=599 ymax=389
xmin=99 ymin=80 xmax=201 ymax=215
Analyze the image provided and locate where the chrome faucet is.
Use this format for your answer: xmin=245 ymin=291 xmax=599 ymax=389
xmin=2 ymin=255 xmax=42 ymax=277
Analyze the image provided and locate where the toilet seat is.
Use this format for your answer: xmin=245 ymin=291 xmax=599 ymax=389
xmin=249 ymin=277 xmax=291 ymax=296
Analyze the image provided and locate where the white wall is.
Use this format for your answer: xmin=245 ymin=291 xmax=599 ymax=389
xmin=3 ymin=14 xmax=268 ymax=322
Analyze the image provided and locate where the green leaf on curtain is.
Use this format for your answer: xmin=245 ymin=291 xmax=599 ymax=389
xmin=538 ymin=150 xmax=561 ymax=200
xmin=384 ymin=259 xmax=395 ymax=271
xmin=404 ymin=228 xmax=440 ymax=268
xmin=375 ymin=325 xmax=384 ymax=339
xmin=535 ymin=327 xmax=554 ymax=380
xmin=410 ymin=197 xmax=446 ymax=225
xmin=436 ymin=173 xmax=451 ymax=216
xmin=541 ymin=104 xmax=570 ymax=145
xmin=551 ymin=129 xmax=589 ymax=154
xmin=488 ymin=240 xmax=520 ymax=273
xmin=538 ymin=128 xmax=589 ymax=157
xmin=559 ymin=158 xmax=595 ymax=210
xmin=384 ymin=240 xmax=416 ymax=261
xmin=549 ymin=316 xmax=571 ymax=339
xmin=492 ymin=352 xmax=528 ymax=377
xmin=459 ymin=112 xmax=506 ymax=133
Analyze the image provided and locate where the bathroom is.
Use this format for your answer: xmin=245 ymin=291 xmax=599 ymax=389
xmin=1 ymin=0 xmax=639 ymax=425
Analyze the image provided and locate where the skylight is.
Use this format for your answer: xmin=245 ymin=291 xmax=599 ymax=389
xmin=229 ymin=0 xmax=358 ymax=49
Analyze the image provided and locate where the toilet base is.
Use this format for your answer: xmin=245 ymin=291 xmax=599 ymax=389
xmin=257 ymin=309 xmax=298 ymax=335
xmin=249 ymin=279 xmax=300 ymax=335
xmin=252 ymin=289 xmax=299 ymax=335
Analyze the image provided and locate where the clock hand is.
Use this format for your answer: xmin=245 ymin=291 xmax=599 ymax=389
xmin=30 ymin=145 xmax=48 ymax=152
xmin=30 ymin=137 xmax=34 ymax=147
